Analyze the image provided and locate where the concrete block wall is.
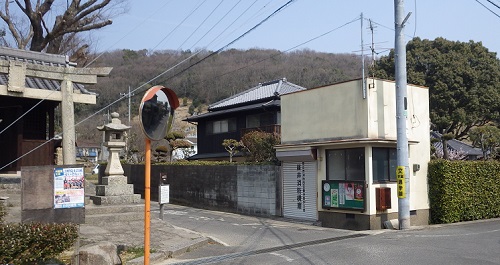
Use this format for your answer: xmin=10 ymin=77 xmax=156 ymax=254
xmin=237 ymin=165 xmax=279 ymax=215
xmin=124 ymin=164 xmax=281 ymax=217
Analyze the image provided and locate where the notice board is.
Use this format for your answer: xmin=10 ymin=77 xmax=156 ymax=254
xmin=322 ymin=180 xmax=365 ymax=211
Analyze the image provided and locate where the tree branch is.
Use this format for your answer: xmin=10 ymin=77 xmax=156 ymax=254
xmin=74 ymin=0 xmax=111 ymax=24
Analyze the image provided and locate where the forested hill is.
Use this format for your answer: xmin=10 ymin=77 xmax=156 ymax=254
xmin=85 ymin=48 xmax=364 ymax=113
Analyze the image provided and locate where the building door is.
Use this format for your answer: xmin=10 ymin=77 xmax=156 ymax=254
xmin=0 ymin=106 xmax=22 ymax=172
xmin=282 ymin=161 xmax=318 ymax=221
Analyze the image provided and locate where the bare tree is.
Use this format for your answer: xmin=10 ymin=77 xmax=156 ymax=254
xmin=0 ymin=0 xmax=128 ymax=54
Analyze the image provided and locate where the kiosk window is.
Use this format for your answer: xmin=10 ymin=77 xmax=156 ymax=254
xmin=327 ymin=148 xmax=365 ymax=181
xmin=373 ymin=147 xmax=397 ymax=182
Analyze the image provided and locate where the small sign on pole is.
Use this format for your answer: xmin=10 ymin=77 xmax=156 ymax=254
xmin=396 ymin=166 xmax=406 ymax=198
xmin=159 ymin=184 xmax=170 ymax=204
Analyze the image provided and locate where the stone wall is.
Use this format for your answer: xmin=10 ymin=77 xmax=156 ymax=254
xmin=124 ymin=164 xmax=281 ymax=216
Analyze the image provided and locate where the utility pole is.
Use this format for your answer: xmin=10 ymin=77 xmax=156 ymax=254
xmin=394 ymin=0 xmax=411 ymax=230
xmin=120 ymin=86 xmax=134 ymax=160
xmin=120 ymin=86 xmax=133 ymax=126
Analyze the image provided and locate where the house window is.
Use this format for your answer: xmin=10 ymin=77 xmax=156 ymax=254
xmin=206 ymin=118 xmax=236 ymax=134
xmin=373 ymin=147 xmax=397 ymax=182
xmin=326 ymin=148 xmax=365 ymax=181
xmin=246 ymin=113 xmax=274 ymax=128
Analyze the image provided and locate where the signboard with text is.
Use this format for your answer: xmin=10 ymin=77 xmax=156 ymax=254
xmin=159 ymin=184 xmax=170 ymax=204
xmin=322 ymin=180 xmax=365 ymax=211
xmin=53 ymin=167 xmax=85 ymax=209
xmin=396 ymin=166 xmax=406 ymax=198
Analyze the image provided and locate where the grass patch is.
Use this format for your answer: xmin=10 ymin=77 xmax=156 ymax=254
xmin=86 ymin=173 xmax=98 ymax=185
xmin=119 ymin=246 xmax=156 ymax=263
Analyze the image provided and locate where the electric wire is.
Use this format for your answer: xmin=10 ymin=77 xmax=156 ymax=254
xmin=186 ymin=0 xmax=251 ymax=52
xmin=149 ymin=0 xmax=209 ymax=52
xmin=209 ymin=0 xmax=284 ymax=49
xmin=158 ymin=0 xmax=244 ymax=69
xmin=141 ymin=0 xmax=294 ymax=89
xmin=86 ymin=0 xmax=174 ymax=67
xmin=485 ymin=0 xmax=500 ymax=10
xmin=176 ymin=0 xmax=226 ymax=50
xmin=475 ymin=0 xmax=500 ymax=18
xmin=366 ymin=18 xmax=414 ymax=39
xmin=168 ymin=16 xmax=360 ymax=92
xmin=160 ymin=0 xmax=297 ymax=83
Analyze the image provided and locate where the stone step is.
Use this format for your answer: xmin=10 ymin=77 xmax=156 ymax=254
xmin=85 ymin=203 xmax=144 ymax=215
xmin=85 ymin=211 xmax=144 ymax=225
xmin=90 ymin=194 xmax=142 ymax=205
xmin=95 ymin=183 xmax=134 ymax=196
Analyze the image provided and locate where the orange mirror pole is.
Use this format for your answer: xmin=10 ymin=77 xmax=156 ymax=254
xmin=144 ymin=138 xmax=151 ymax=265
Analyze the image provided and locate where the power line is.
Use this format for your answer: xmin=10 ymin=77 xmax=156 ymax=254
xmin=169 ymin=16 xmax=361 ymax=91
xmin=475 ymin=0 xmax=500 ymax=18
xmin=87 ymin=0 xmax=174 ymax=67
xmin=160 ymin=0 xmax=298 ymax=83
xmin=158 ymin=0 xmax=247 ymax=68
xmin=149 ymin=0 xmax=209 ymax=52
xmin=177 ymin=0 xmax=227 ymax=49
xmin=486 ymin=0 xmax=500 ymax=10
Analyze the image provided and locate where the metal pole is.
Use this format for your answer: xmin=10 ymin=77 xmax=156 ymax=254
xmin=160 ymin=203 xmax=165 ymax=220
xmin=361 ymin=12 xmax=366 ymax=99
xmin=144 ymin=138 xmax=151 ymax=264
xmin=394 ymin=0 xmax=410 ymax=230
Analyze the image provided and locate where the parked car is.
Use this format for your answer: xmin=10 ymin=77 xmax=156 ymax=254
xmin=92 ymin=164 xmax=100 ymax=175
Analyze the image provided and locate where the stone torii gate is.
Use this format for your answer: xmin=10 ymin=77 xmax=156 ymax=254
xmin=0 ymin=48 xmax=111 ymax=165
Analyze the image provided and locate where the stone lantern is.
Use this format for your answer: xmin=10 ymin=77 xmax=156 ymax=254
xmin=98 ymin=112 xmax=129 ymax=176
xmin=91 ymin=112 xmax=140 ymax=205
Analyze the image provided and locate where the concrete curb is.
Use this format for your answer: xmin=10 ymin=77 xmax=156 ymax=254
xmin=126 ymin=237 xmax=212 ymax=265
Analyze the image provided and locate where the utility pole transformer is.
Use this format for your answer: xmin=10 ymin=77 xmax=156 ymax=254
xmin=394 ymin=0 xmax=411 ymax=230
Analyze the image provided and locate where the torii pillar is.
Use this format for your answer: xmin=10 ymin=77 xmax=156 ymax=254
xmin=58 ymin=67 xmax=112 ymax=164
xmin=61 ymin=78 xmax=77 ymax=164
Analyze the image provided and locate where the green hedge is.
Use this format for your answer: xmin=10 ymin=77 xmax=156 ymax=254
xmin=0 ymin=202 xmax=78 ymax=264
xmin=0 ymin=222 xmax=78 ymax=264
xmin=428 ymin=160 xmax=500 ymax=224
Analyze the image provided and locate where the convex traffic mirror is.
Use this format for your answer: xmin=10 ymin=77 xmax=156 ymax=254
xmin=139 ymin=86 xmax=179 ymax=141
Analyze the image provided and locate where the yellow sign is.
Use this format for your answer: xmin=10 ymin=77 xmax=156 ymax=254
xmin=396 ymin=166 xmax=406 ymax=198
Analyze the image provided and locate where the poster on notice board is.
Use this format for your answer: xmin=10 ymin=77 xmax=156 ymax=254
xmin=53 ymin=167 xmax=85 ymax=209
xmin=322 ymin=180 xmax=364 ymax=210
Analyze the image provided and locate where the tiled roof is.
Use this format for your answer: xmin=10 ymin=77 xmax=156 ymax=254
xmin=208 ymin=78 xmax=306 ymax=111
xmin=430 ymin=131 xmax=483 ymax=157
xmin=185 ymin=100 xmax=280 ymax=122
xmin=0 ymin=47 xmax=94 ymax=95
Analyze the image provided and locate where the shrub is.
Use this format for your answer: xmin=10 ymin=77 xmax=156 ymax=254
xmin=0 ymin=222 xmax=78 ymax=264
xmin=428 ymin=160 xmax=500 ymax=224
xmin=0 ymin=201 xmax=6 ymax=224
xmin=241 ymin=131 xmax=280 ymax=164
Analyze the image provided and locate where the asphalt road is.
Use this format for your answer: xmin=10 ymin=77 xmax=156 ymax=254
xmin=156 ymin=205 xmax=500 ymax=265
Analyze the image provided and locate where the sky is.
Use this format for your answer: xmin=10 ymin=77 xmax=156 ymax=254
xmin=93 ymin=0 xmax=500 ymax=57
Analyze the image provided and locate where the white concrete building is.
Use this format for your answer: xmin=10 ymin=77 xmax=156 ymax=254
xmin=276 ymin=78 xmax=430 ymax=230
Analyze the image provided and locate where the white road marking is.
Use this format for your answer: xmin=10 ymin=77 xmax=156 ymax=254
xmin=270 ymin=252 xmax=294 ymax=262
xmin=164 ymin=210 xmax=188 ymax=215
xmin=208 ymin=236 xmax=230 ymax=246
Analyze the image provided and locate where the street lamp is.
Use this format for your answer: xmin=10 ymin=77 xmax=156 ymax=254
xmin=138 ymin=85 xmax=179 ymax=265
